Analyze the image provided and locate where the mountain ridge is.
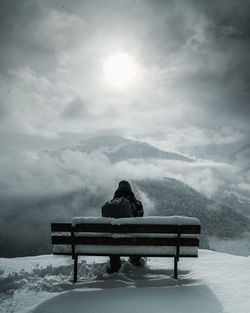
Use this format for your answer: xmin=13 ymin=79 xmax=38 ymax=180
xmin=46 ymin=136 xmax=193 ymax=163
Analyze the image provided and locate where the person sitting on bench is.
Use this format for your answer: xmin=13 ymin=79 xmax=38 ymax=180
xmin=102 ymin=180 xmax=144 ymax=273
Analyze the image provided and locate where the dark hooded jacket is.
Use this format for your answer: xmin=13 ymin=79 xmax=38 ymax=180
xmin=113 ymin=182 xmax=144 ymax=217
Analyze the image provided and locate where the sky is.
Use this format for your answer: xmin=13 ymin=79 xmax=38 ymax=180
xmin=0 ymin=0 xmax=250 ymax=153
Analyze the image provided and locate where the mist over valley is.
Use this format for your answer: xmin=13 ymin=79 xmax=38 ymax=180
xmin=1 ymin=136 xmax=250 ymax=257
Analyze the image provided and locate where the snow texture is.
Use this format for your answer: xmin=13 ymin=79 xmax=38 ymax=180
xmin=0 ymin=250 xmax=250 ymax=313
xmin=72 ymin=216 xmax=201 ymax=226
xmin=70 ymin=233 xmax=199 ymax=238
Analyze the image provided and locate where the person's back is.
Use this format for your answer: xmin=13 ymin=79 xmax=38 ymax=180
xmin=102 ymin=195 xmax=134 ymax=218
xmin=113 ymin=181 xmax=143 ymax=217
xmin=102 ymin=180 xmax=144 ymax=273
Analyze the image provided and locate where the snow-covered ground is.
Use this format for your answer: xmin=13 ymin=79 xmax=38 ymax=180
xmin=0 ymin=250 xmax=249 ymax=313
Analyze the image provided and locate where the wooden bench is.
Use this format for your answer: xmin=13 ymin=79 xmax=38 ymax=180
xmin=51 ymin=216 xmax=200 ymax=282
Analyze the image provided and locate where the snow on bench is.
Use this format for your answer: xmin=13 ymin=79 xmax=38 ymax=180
xmin=71 ymin=216 xmax=201 ymax=226
xmin=51 ymin=216 xmax=201 ymax=282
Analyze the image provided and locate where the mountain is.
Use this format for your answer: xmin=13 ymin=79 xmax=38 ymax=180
xmin=56 ymin=136 xmax=193 ymax=163
xmin=178 ymin=142 xmax=241 ymax=162
xmin=133 ymin=178 xmax=250 ymax=250
xmin=178 ymin=141 xmax=250 ymax=163
xmin=213 ymin=190 xmax=250 ymax=218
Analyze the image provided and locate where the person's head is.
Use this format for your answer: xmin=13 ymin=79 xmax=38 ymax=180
xmin=118 ymin=180 xmax=132 ymax=191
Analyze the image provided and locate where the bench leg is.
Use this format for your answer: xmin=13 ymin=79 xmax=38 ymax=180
xmin=73 ymin=254 xmax=78 ymax=283
xmin=174 ymin=257 xmax=178 ymax=279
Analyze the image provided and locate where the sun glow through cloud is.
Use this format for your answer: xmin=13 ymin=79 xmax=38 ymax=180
xmin=103 ymin=53 xmax=138 ymax=87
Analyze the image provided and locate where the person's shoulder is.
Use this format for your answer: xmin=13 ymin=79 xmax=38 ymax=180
xmin=114 ymin=189 xmax=119 ymax=198
xmin=135 ymin=199 xmax=143 ymax=206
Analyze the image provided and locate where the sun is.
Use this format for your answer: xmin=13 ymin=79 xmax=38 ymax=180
xmin=103 ymin=52 xmax=137 ymax=87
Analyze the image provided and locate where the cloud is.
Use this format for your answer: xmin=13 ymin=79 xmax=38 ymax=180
xmin=135 ymin=126 xmax=246 ymax=160
xmin=61 ymin=97 xmax=91 ymax=119
xmin=0 ymin=0 xmax=249 ymax=150
xmin=0 ymin=145 xmax=238 ymax=201
xmin=135 ymin=188 xmax=156 ymax=215
xmin=113 ymin=158 xmax=237 ymax=198
xmin=26 ymin=8 xmax=86 ymax=52
xmin=0 ymin=150 xmax=115 ymax=198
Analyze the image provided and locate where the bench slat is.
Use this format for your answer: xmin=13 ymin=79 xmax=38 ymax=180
xmin=52 ymin=235 xmax=199 ymax=247
xmin=74 ymin=224 xmax=200 ymax=234
xmin=51 ymin=223 xmax=201 ymax=234
xmin=53 ymin=252 xmax=198 ymax=258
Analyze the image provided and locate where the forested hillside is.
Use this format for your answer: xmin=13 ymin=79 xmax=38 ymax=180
xmin=134 ymin=178 xmax=250 ymax=248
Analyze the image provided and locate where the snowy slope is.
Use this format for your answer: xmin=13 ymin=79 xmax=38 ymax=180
xmin=48 ymin=136 xmax=192 ymax=163
xmin=0 ymin=250 xmax=249 ymax=313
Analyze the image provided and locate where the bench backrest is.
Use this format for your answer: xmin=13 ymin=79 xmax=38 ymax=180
xmin=51 ymin=217 xmax=200 ymax=257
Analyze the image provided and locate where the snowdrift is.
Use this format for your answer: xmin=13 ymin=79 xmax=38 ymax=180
xmin=0 ymin=250 xmax=249 ymax=313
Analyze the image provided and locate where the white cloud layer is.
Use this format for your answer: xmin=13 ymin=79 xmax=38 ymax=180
xmin=0 ymin=147 xmax=248 ymax=202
